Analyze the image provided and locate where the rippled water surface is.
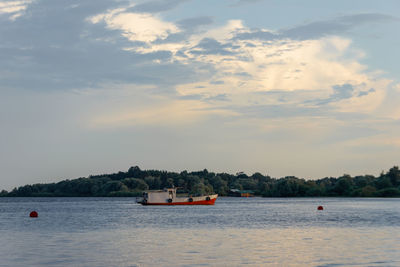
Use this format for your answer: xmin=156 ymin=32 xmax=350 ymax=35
xmin=0 ymin=197 xmax=399 ymax=266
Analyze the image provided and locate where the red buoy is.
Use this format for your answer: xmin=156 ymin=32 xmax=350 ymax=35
xmin=29 ymin=211 xmax=38 ymax=218
xmin=317 ymin=206 xmax=324 ymax=211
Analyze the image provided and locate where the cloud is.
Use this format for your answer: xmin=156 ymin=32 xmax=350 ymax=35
xmin=358 ymin=88 xmax=375 ymax=97
xmin=1 ymin=0 xmax=400 ymax=193
xmin=89 ymin=8 xmax=180 ymax=43
xmin=128 ymin=0 xmax=188 ymax=13
xmin=177 ymin=16 xmax=214 ymax=31
xmin=190 ymin=38 xmax=236 ymax=55
xmin=0 ymin=0 xmax=32 ymax=20
xmin=205 ymin=94 xmax=229 ymax=102
xmin=231 ymin=13 xmax=398 ymax=42
xmin=230 ymin=0 xmax=263 ymax=7
xmin=233 ymin=30 xmax=278 ymax=41
xmin=0 ymin=1 xmax=206 ymax=91
xmin=313 ymin=84 xmax=355 ymax=105
xmin=0 ymin=1 xmax=396 ymax=126
xmin=283 ymin=13 xmax=398 ymax=40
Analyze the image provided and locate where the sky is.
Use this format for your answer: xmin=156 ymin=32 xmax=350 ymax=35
xmin=1 ymin=0 xmax=399 ymax=190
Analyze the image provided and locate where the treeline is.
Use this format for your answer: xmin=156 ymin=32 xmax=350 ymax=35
xmin=1 ymin=166 xmax=400 ymax=197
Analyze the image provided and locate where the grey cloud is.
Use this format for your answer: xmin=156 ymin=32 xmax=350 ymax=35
xmin=234 ymin=72 xmax=252 ymax=77
xmin=358 ymin=88 xmax=375 ymax=97
xmin=179 ymin=94 xmax=204 ymax=100
xmin=180 ymin=93 xmax=230 ymax=102
xmin=283 ymin=13 xmax=397 ymax=40
xmin=177 ymin=16 xmax=214 ymax=31
xmin=283 ymin=20 xmax=348 ymax=40
xmin=153 ymin=32 xmax=188 ymax=44
xmin=309 ymin=84 xmax=354 ymax=105
xmin=2 ymin=1 xmax=395 ymax=97
xmin=153 ymin=17 xmax=213 ymax=45
xmin=331 ymin=84 xmax=354 ymax=100
xmin=0 ymin=0 xmax=211 ymax=91
xmin=210 ymin=80 xmax=224 ymax=85
xmin=205 ymin=94 xmax=229 ymax=102
xmin=308 ymin=84 xmax=375 ymax=106
xmin=128 ymin=0 xmax=188 ymax=13
xmin=232 ymin=13 xmax=397 ymax=42
xmin=233 ymin=30 xmax=278 ymax=41
xmin=191 ymin=38 xmax=235 ymax=56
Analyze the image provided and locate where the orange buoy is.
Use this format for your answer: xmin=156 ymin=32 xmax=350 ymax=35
xmin=317 ymin=206 xmax=324 ymax=211
xmin=29 ymin=211 xmax=38 ymax=218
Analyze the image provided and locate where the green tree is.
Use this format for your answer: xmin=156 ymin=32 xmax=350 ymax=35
xmin=209 ymin=176 xmax=228 ymax=195
xmin=122 ymin=178 xmax=149 ymax=191
xmin=144 ymin=176 xmax=161 ymax=190
xmin=375 ymin=188 xmax=400 ymax=197
xmin=387 ymin=166 xmax=400 ymax=187
xmin=190 ymin=183 xmax=207 ymax=196
xmin=360 ymin=185 xmax=377 ymax=197
xmin=333 ymin=175 xmax=353 ymax=196
xmin=375 ymin=177 xmax=393 ymax=190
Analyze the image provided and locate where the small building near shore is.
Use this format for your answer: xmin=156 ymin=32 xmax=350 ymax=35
xmin=229 ymin=189 xmax=255 ymax=197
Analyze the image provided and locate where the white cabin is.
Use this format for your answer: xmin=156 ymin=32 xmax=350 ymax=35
xmin=143 ymin=188 xmax=177 ymax=203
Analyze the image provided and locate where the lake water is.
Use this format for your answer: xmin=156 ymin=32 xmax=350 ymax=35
xmin=0 ymin=197 xmax=399 ymax=266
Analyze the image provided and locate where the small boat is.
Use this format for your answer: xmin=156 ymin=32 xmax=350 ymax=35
xmin=137 ymin=188 xmax=218 ymax=205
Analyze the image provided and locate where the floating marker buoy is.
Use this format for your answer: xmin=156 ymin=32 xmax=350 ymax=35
xmin=29 ymin=211 xmax=38 ymax=218
xmin=317 ymin=206 xmax=324 ymax=211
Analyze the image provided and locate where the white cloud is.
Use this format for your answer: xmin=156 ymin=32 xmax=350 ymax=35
xmin=86 ymin=10 xmax=395 ymax=126
xmin=0 ymin=0 xmax=32 ymax=20
xmin=89 ymin=7 xmax=179 ymax=43
xmin=88 ymin=8 xmax=385 ymax=118
xmin=176 ymin=33 xmax=386 ymax=116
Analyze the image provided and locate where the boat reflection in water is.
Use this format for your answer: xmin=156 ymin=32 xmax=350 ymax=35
xmin=137 ymin=188 xmax=218 ymax=205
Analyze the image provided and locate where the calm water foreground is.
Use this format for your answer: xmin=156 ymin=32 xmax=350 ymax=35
xmin=0 ymin=197 xmax=399 ymax=267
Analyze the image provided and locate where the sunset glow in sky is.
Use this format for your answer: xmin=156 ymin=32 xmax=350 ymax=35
xmin=1 ymin=0 xmax=399 ymax=189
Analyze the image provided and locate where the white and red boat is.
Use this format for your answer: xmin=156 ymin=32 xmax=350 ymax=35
xmin=137 ymin=188 xmax=218 ymax=205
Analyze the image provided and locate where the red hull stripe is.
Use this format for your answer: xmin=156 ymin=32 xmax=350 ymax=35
xmin=142 ymin=198 xmax=217 ymax=205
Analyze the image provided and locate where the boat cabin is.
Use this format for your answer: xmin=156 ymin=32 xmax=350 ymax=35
xmin=142 ymin=188 xmax=177 ymax=204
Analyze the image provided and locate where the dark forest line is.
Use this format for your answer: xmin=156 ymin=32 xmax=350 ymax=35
xmin=1 ymin=166 xmax=400 ymax=197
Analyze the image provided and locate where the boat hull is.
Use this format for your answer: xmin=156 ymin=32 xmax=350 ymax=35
xmin=141 ymin=197 xmax=216 ymax=206
xmin=140 ymin=194 xmax=218 ymax=206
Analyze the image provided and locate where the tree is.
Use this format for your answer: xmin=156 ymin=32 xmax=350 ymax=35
xmin=128 ymin=166 xmax=142 ymax=178
xmin=387 ymin=166 xmax=400 ymax=186
xmin=375 ymin=177 xmax=393 ymax=190
xmin=271 ymin=177 xmax=301 ymax=197
xmin=122 ymin=178 xmax=149 ymax=191
xmin=102 ymin=181 xmax=125 ymax=195
xmin=190 ymin=183 xmax=207 ymax=196
xmin=333 ymin=175 xmax=353 ymax=196
xmin=360 ymin=185 xmax=376 ymax=197
xmin=376 ymin=188 xmax=400 ymax=197
xmin=209 ymin=176 xmax=228 ymax=195
xmin=144 ymin=176 xmax=161 ymax=190
xmin=5 ymin=165 xmax=400 ymax=198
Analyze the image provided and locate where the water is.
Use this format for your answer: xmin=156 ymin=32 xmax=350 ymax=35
xmin=0 ymin=197 xmax=399 ymax=266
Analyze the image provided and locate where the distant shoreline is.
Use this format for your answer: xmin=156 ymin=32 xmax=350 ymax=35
xmin=1 ymin=166 xmax=399 ymax=198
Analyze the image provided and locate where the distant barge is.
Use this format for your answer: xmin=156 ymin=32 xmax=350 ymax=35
xmin=137 ymin=188 xmax=218 ymax=205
